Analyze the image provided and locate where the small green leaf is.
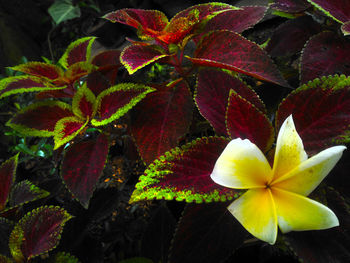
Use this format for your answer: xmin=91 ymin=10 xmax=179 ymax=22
xmin=48 ymin=0 xmax=81 ymax=25
xmin=50 ymin=252 xmax=80 ymax=263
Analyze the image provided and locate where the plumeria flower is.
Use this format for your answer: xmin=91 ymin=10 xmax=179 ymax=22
xmin=210 ymin=115 xmax=346 ymax=245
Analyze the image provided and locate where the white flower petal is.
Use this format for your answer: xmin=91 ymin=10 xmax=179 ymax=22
xmin=272 ymin=115 xmax=308 ymax=181
xmin=272 ymin=187 xmax=339 ymax=233
xmin=228 ymin=188 xmax=278 ymax=245
xmin=210 ymin=138 xmax=272 ymax=189
xmin=272 ymin=145 xmax=346 ymax=196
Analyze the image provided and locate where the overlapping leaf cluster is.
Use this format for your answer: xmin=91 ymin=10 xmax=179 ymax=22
xmin=1 ymin=0 xmax=350 ymax=262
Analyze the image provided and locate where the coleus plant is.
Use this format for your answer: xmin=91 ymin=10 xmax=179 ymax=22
xmin=1 ymin=1 xmax=350 ymax=262
xmin=1 ymin=37 xmax=155 ymax=208
xmin=0 ymin=156 xmax=73 ymax=263
xmin=130 ymin=72 xmax=350 ymax=262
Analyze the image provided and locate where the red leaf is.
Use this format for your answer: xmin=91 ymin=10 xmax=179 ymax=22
xmin=59 ymin=37 xmax=96 ymax=68
xmin=103 ymin=9 xmax=168 ymax=35
xmin=169 ymin=202 xmax=247 ymax=263
xmin=130 ymin=137 xmax=239 ymax=203
xmin=0 ymin=76 xmax=61 ymax=99
xmin=0 ymin=155 xmax=18 ymax=211
xmin=203 ymin=6 xmax=267 ymax=34
xmin=131 ymin=80 xmax=193 ymax=164
xmin=226 ymin=90 xmax=274 ymax=152
xmin=276 ymin=75 xmax=350 ymax=153
xmin=121 ymin=44 xmax=169 ymax=74
xmin=61 ymin=133 xmax=109 ymax=208
xmin=92 ymin=83 xmax=154 ymax=126
xmin=300 ymin=31 xmax=350 ymax=84
xmin=63 ymin=61 xmax=96 ymax=83
xmin=92 ymin=50 xmax=121 ymax=67
xmin=308 ymin=0 xmax=350 ymax=23
xmin=188 ymin=30 xmax=289 ymax=87
xmin=171 ymin=2 xmax=232 ymax=22
xmin=9 ymin=180 xmax=49 ymax=208
xmin=92 ymin=50 xmax=121 ymax=84
xmin=266 ymin=16 xmax=321 ymax=57
xmin=86 ymin=71 xmax=111 ymax=97
xmin=271 ymin=0 xmax=311 ymax=13
xmin=9 ymin=206 xmax=72 ymax=260
xmin=54 ymin=117 xmax=87 ymax=149
xmin=72 ymin=87 xmax=96 ymax=119
xmin=11 ymin=62 xmax=63 ymax=80
xmin=195 ymin=68 xmax=266 ymax=136
xmin=7 ymin=101 xmax=73 ymax=137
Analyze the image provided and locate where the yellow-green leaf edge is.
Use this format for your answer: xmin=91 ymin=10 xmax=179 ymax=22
xmin=91 ymin=83 xmax=155 ymax=126
xmin=6 ymin=101 xmax=72 ymax=138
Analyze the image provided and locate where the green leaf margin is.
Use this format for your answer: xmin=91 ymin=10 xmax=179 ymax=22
xmin=9 ymin=206 xmax=72 ymax=261
xmin=0 ymin=75 xmax=65 ymax=99
xmin=91 ymin=83 xmax=155 ymax=126
xmin=130 ymin=136 xmax=240 ymax=204
xmin=72 ymin=85 xmax=97 ymax=119
xmin=58 ymin=37 xmax=96 ymax=69
xmin=6 ymin=101 xmax=72 ymax=138
xmin=53 ymin=116 xmax=88 ymax=150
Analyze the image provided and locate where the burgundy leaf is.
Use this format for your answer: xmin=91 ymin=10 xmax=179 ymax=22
xmin=36 ymin=85 xmax=75 ymax=99
xmin=300 ymin=31 xmax=350 ymax=84
xmin=266 ymin=16 xmax=321 ymax=57
xmin=61 ymin=133 xmax=109 ymax=208
xmin=226 ymin=90 xmax=274 ymax=152
xmin=7 ymin=101 xmax=73 ymax=137
xmin=11 ymin=62 xmax=63 ymax=80
xmin=203 ymin=6 xmax=267 ymax=34
xmin=130 ymin=137 xmax=239 ymax=203
xmin=131 ymin=80 xmax=193 ymax=164
xmin=54 ymin=117 xmax=86 ymax=150
xmin=276 ymin=75 xmax=350 ymax=154
xmin=92 ymin=50 xmax=121 ymax=84
xmin=140 ymin=205 xmax=176 ymax=263
xmin=171 ymin=2 xmax=232 ymax=22
xmin=59 ymin=37 xmax=96 ymax=68
xmin=0 ymin=76 xmax=55 ymax=99
xmin=308 ymin=0 xmax=350 ymax=23
xmin=103 ymin=9 xmax=168 ymax=33
xmin=93 ymin=83 xmax=154 ymax=126
xmin=9 ymin=180 xmax=49 ymax=208
xmin=86 ymin=71 xmax=111 ymax=97
xmin=189 ymin=30 xmax=289 ymax=87
xmin=271 ymin=0 xmax=311 ymax=13
xmin=9 ymin=206 xmax=72 ymax=260
xmin=92 ymin=50 xmax=121 ymax=67
xmin=169 ymin=202 xmax=247 ymax=263
xmin=0 ymin=155 xmax=18 ymax=211
xmin=195 ymin=68 xmax=266 ymax=136
xmin=121 ymin=44 xmax=169 ymax=74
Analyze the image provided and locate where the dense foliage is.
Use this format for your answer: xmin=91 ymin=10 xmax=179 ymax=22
xmin=0 ymin=0 xmax=349 ymax=262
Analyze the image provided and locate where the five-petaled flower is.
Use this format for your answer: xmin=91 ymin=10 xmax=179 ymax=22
xmin=210 ymin=115 xmax=346 ymax=245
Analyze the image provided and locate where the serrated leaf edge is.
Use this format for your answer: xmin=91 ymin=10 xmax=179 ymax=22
xmin=6 ymin=101 xmax=73 ymax=138
xmin=130 ymin=136 xmax=241 ymax=204
xmin=91 ymin=83 xmax=155 ymax=126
